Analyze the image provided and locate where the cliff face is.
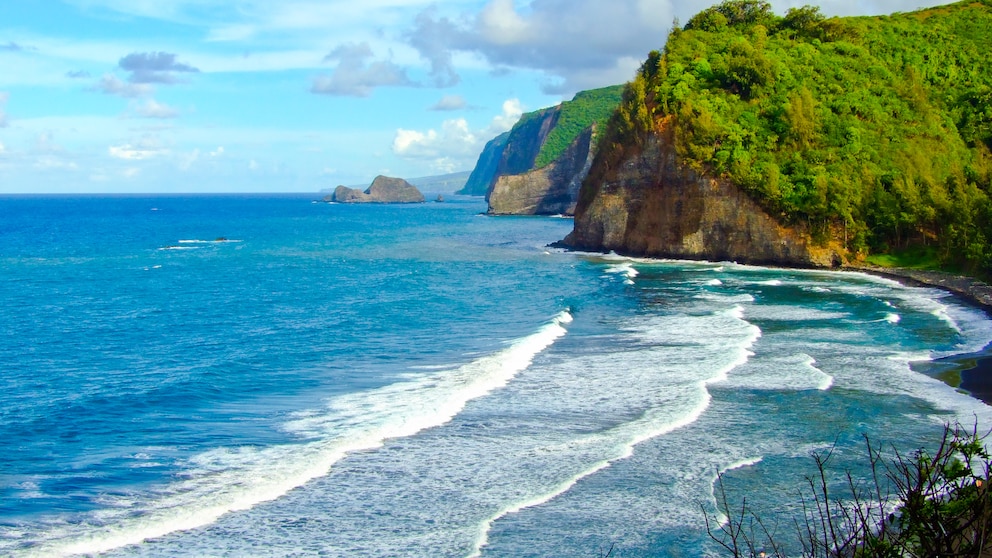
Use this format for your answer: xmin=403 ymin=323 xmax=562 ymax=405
xmin=328 ymin=175 xmax=425 ymax=204
xmin=564 ymin=122 xmax=839 ymax=267
xmin=457 ymin=132 xmax=508 ymax=196
xmin=487 ymin=126 xmax=595 ymax=215
xmin=460 ymin=86 xmax=623 ymax=215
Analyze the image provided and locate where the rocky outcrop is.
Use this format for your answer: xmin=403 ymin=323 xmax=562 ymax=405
xmin=458 ymin=132 xmax=509 ymax=196
xmin=327 ymin=175 xmax=425 ymax=204
xmin=487 ymin=126 xmax=595 ymax=215
xmin=563 ymin=121 xmax=840 ymax=267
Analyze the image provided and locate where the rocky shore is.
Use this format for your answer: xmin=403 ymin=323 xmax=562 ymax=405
xmin=852 ymin=266 xmax=992 ymax=314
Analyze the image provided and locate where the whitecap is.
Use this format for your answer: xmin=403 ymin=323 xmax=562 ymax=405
xmin=468 ymin=306 xmax=762 ymax=557
xmin=28 ymin=312 xmax=573 ymax=557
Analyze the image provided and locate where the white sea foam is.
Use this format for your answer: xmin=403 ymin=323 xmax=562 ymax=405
xmin=604 ymin=262 xmax=639 ymax=280
xmin=705 ymin=278 xmax=723 ymax=286
xmin=742 ymin=305 xmax=849 ymax=322
xmin=157 ymin=246 xmax=197 ymax=251
xmin=885 ymin=313 xmax=901 ymax=324
xmin=723 ymin=352 xmax=833 ymax=392
xmin=26 ymin=312 xmax=572 ymax=557
xmin=695 ymin=293 xmax=755 ymax=304
xmin=468 ymin=305 xmax=761 ymax=557
xmin=711 ymin=457 xmax=764 ymax=526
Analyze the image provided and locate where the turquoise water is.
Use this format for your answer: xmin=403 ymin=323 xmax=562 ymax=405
xmin=1 ymin=194 xmax=990 ymax=556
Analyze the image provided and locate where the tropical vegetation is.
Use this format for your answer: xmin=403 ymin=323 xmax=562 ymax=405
xmin=597 ymin=0 xmax=992 ymax=273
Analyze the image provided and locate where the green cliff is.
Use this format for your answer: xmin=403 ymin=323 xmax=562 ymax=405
xmin=460 ymin=86 xmax=623 ymax=214
xmin=568 ymin=0 xmax=992 ymax=271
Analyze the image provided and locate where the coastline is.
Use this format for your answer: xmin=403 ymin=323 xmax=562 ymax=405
xmin=849 ymin=266 xmax=992 ymax=406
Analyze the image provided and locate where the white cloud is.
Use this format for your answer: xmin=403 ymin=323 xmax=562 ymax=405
xmin=35 ymin=156 xmax=79 ymax=170
xmin=94 ymin=74 xmax=154 ymax=98
xmin=430 ymin=94 xmax=467 ymax=111
xmin=488 ymin=98 xmax=523 ymax=135
xmin=133 ymin=99 xmax=179 ymax=118
xmin=392 ymin=97 xmax=522 ymax=172
xmin=108 ymin=144 xmax=166 ymax=160
xmin=210 ymin=146 xmax=224 ymax=157
xmin=311 ymin=42 xmax=415 ymax=97
xmin=0 ymin=142 xmax=6 ymax=154
xmin=407 ymin=0 xmax=958 ymax=97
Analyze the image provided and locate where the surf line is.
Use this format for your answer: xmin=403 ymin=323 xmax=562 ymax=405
xmin=468 ymin=307 xmax=761 ymax=557
xmin=35 ymin=311 xmax=573 ymax=558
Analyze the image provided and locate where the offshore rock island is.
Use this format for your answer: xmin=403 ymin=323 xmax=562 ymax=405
xmin=559 ymin=0 xmax=992 ymax=273
xmin=327 ymin=175 xmax=425 ymax=204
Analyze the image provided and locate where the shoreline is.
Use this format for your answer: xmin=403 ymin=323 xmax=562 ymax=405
xmin=848 ymin=265 xmax=992 ymax=406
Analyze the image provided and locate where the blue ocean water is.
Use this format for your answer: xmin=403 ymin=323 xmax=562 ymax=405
xmin=1 ymin=194 xmax=991 ymax=557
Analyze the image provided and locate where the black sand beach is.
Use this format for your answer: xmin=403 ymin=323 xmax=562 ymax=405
xmin=857 ymin=267 xmax=992 ymax=405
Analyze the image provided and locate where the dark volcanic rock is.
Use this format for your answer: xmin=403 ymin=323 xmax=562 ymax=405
xmin=328 ymin=176 xmax=425 ymax=204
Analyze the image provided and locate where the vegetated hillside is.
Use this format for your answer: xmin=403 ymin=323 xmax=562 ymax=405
xmin=530 ymin=85 xmax=625 ymax=169
xmin=588 ymin=0 xmax=992 ymax=272
xmin=461 ymin=85 xmax=624 ymax=201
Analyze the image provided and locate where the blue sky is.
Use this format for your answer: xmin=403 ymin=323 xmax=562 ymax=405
xmin=0 ymin=0 xmax=950 ymax=193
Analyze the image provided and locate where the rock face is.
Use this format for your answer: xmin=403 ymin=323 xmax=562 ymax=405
xmin=483 ymin=105 xmax=597 ymax=216
xmin=487 ymin=126 xmax=595 ymax=215
xmin=327 ymin=176 xmax=425 ymax=204
xmin=564 ymin=122 xmax=839 ymax=267
xmin=457 ymin=132 xmax=509 ymax=196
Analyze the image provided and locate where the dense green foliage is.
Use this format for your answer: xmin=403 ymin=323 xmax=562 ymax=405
xmin=604 ymin=0 xmax=992 ymax=272
xmin=532 ymin=85 xmax=624 ymax=169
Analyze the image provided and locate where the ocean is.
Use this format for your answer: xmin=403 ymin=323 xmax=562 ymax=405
xmin=1 ymin=193 xmax=991 ymax=557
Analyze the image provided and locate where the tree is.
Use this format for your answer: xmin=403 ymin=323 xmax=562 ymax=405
xmin=705 ymin=423 xmax=992 ymax=557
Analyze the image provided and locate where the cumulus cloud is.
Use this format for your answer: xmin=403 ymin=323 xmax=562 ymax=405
xmin=93 ymin=74 xmax=154 ymax=98
xmin=407 ymin=0 xmax=956 ymax=96
xmin=408 ymin=0 xmax=673 ymax=96
xmin=430 ymin=94 xmax=468 ymax=111
xmin=108 ymin=135 xmax=168 ymax=160
xmin=133 ymin=99 xmax=179 ymax=118
xmin=118 ymin=51 xmax=200 ymax=84
xmin=311 ymin=42 xmax=414 ymax=97
xmin=408 ymin=8 xmax=461 ymax=88
xmin=393 ymin=98 xmax=523 ymax=172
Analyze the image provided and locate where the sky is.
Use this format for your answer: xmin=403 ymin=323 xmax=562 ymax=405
xmin=0 ymin=0 xmax=952 ymax=193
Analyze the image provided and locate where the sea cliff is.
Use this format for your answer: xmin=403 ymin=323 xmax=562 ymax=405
xmin=564 ymin=118 xmax=838 ymax=267
xmin=562 ymin=0 xmax=992 ymax=271
xmin=459 ymin=86 xmax=622 ymax=215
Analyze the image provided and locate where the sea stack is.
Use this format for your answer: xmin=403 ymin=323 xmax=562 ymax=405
xmin=326 ymin=175 xmax=425 ymax=204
